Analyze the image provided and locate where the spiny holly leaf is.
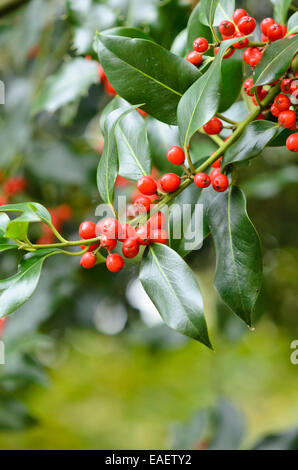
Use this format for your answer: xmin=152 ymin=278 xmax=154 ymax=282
xmin=178 ymin=37 xmax=244 ymax=147
xmin=97 ymin=105 xmax=140 ymax=204
xmin=139 ymin=244 xmax=212 ymax=348
xmin=222 ymin=121 xmax=279 ymax=170
xmin=253 ymin=36 xmax=298 ymax=86
xmin=207 ymin=186 xmax=262 ymax=327
xmin=186 ymin=2 xmax=212 ymax=51
xmin=0 ymin=249 xmax=57 ymax=319
xmin=1 ymin=203 xmax=52 ymax=241
xmin=271 ymin=0 xmax=292 ymax=24
xmin=32 ymin=58 xmax=99 ymax=115
xmin=287 ymin=12 xmax=298 ymax=34
xmin=95 ymin=28 xmax=201 ymax=125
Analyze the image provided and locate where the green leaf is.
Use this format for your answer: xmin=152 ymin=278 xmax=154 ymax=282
xmin=213 ymin=0 xmax=235 ymax=26
xmin=186 ymin=3 xmax=212 ymax=51
xmin=139 ymin=244 xmax=212 ymax=348
xmin=95 ymin=29 xmax=201 ymax=125
xmin=207 ymin=186 xmax=262 ymax=326
xmin=0 ymin=213 xmax=10 ymax=237
xmin=32 ymin=58 xmax=99 ymax=115
xmin=222 ymin=121 xmax=279 ymax=170
xmin=0 ymin=249 xmax=57 ymax=319
xmin=287 ymin=12 xmax=298 ymax=34
xmin=199 ymin=0 xmax=220 ymax=27
xmin=147 ymin=118 xmax=182 ymax=174
xmin=168 ymin=185 xmax=216 ymax=257
xmin=116 ymin=110 xmax=151 ymax=181
xmin=218 ymin=49 xmax=243 ymax=112
xmin=171 ymin=29 xmax=187 ymax=57
xmin=252 ymin=428 xmax=298 ymax=450
xmin=97 ymin=105 xmax=139 ymax=204
xmin=178 ymin=37 xmax=243 ymax=147
xmin=1 ymin=202 xmax=52 ymax=240
xmin=271 ymin=0 xmax=292 ymax=24
xmin=0 ymin=238 xmax=17 ymax=253
xmin=253 ymin=36 xmax=298 ymax=86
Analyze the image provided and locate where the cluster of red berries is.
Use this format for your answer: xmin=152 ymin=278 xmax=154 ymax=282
xmin=186 ymin=8 xmax=295 ymax=68
xmin=37 ymin=204 xmax=72 ymax=245
xmin=0 ymin=173 xmax=27 ymax=207
xmin=79 ymin=211 xmax=168 ymax=272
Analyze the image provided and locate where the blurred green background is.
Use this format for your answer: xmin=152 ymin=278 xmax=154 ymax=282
xmin=0 ymin=0 xmax=297 ymax=450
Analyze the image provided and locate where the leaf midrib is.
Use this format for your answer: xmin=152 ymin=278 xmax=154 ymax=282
xmin=117 ymin=125 xmax=147 ymax=176
xmin=255 ymin=38 xmax=298 ymax=84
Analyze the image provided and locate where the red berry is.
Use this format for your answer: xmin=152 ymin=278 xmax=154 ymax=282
xmin=281 ymin=78 xmax=292 ymax=94
xmin=80 ymin=241 xmax=100 ymax=252
xmin=267 ymin=24 xmax=283 ymax=41
xmin=219 ymin=20 xmax=235 ymax=37
xmin=233 ymin=32 xmax=249 ymax=49
xmin=0 ymin=195 xmax=8 ymax=207
xmin=211 ymin=156 xmax=223 ymax=168
xmin=260 ymin=18 xmax=275 ymax=36
xmin=209 ymin=168 xmax=221 ymax=181
xmin=122 ymin=238 xmax=139 ymax=258
xmin=135 ymin=225 xmax=151 ymax=245
xmin=150 ymin=229 xmax=168 ymax=244
xmin=212 ymin=174 xmax=229 ymax=192
xmin=100 ymin=235 xmax=117 ymax=251
xmin=147 ymin=211 xmax=166 ymax=231
xmin=134 ymin=196 xmax=151 ymax=213
xmin=3 ymin=176 xmax=27 ymax=196
xmin=96 ymin=217 xmax=119 ymax=238
xmin=271 ymin=103 xmax=280 ymax=117
xmin=243 ymin=47 xmax=262 ymax=67
xmin=79 ymin=220 xmax=96 ymax=240
xmin=290 ymin=79 xmax=298 ymax=97
xmin=167 ymin=146 xmax=185 ymax=165
xmin=186 ymin=51 xmax=203 ymax=66
xmin=106 ymin=253 xmax=124 ymax=273
xmin=80 ymin=252 xmax=97 ymax=269
xmin=137 ymin=108 xmax=147 ymax=117
xmin=274 ymin=94 xmax=291 ymax=112
xmin=193 ymin=37 xmax=209 ymax=53
xmin=238 ymin=16 xmax=256 ymax=34
xmin=286 ymin=133 xmax=298 ymax=152
xmin=261 ymin=34 xmax=269 ymax=42
xmin=117 ymin=223 xmax=136 ymax=242
xmin=281 ymin=25 xmax=287 ymax=38
xmin=194 ymin=172 xmax=211 ymax=188
xmin=160 ymin=173 xmax=180 ymax=193
xmin=256 ymin=113 xmax=266 ymax=120
xmin=203 ymin=117 xmax=223 ymax=135
xmin=232 ymin=8 xmax=248 ymax=24
xmin=97 ymin=64 xmax=106 ymax=82
xmin=243 ymin=78 xmax=254 ymax=96
xmin=137 ymin=176 xmax=157 ymax=195
xmin=278 ymin=110 xmax=296 ymax=129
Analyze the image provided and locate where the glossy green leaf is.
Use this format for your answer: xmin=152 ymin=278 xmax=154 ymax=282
xmin=186 ymin=3 xmax=212 ymax=51
xmin=32 ymin=58 xmax=99 ymax=115
xmin=95 ymin=29 xmax=201 ymax=125
xmin=213 ymin=0 xmax=235 ymax=26
xmin=147 ymin=118 xmax=182 ymax=174
xmin=1 ymin=203 xmax=52 ymax=241
xmin=0 ymin=238 xmax=17 ymax=253
xmin=207 ymin=186 xmax=262 ymax=326
xmin=169 ymin=184 xmax=216 ymax=257
xmin=116 ymin=110 xmax=151 ymax=181
xmin=139 ymin=244 xmax=212 ymax=347
xmin=178 ymin=37 xmax=243 ymax=147
xmin=171 ymin=29 xmax=187 ymax=57
xmin=222 ymin=121 xmax=279 ymax=170
xmin=253 ymin=36 xmax=298 ymax=86
xmin=199 ymin=0 xmax=219 ymax=27
xmin=97 ymin=105 xmax=139 ymax=204
xmin=0 ymin=249 xmax=57 ymax=319
xmin=218 ymin=49 xmax=243 ymax=112
xmin=271 ymin=0 xmax=292 ymax=24
xmin=287 ymin=12 xmax=298 ymax=34
xmin=0 ymin=213 xmax=10 ymax=237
